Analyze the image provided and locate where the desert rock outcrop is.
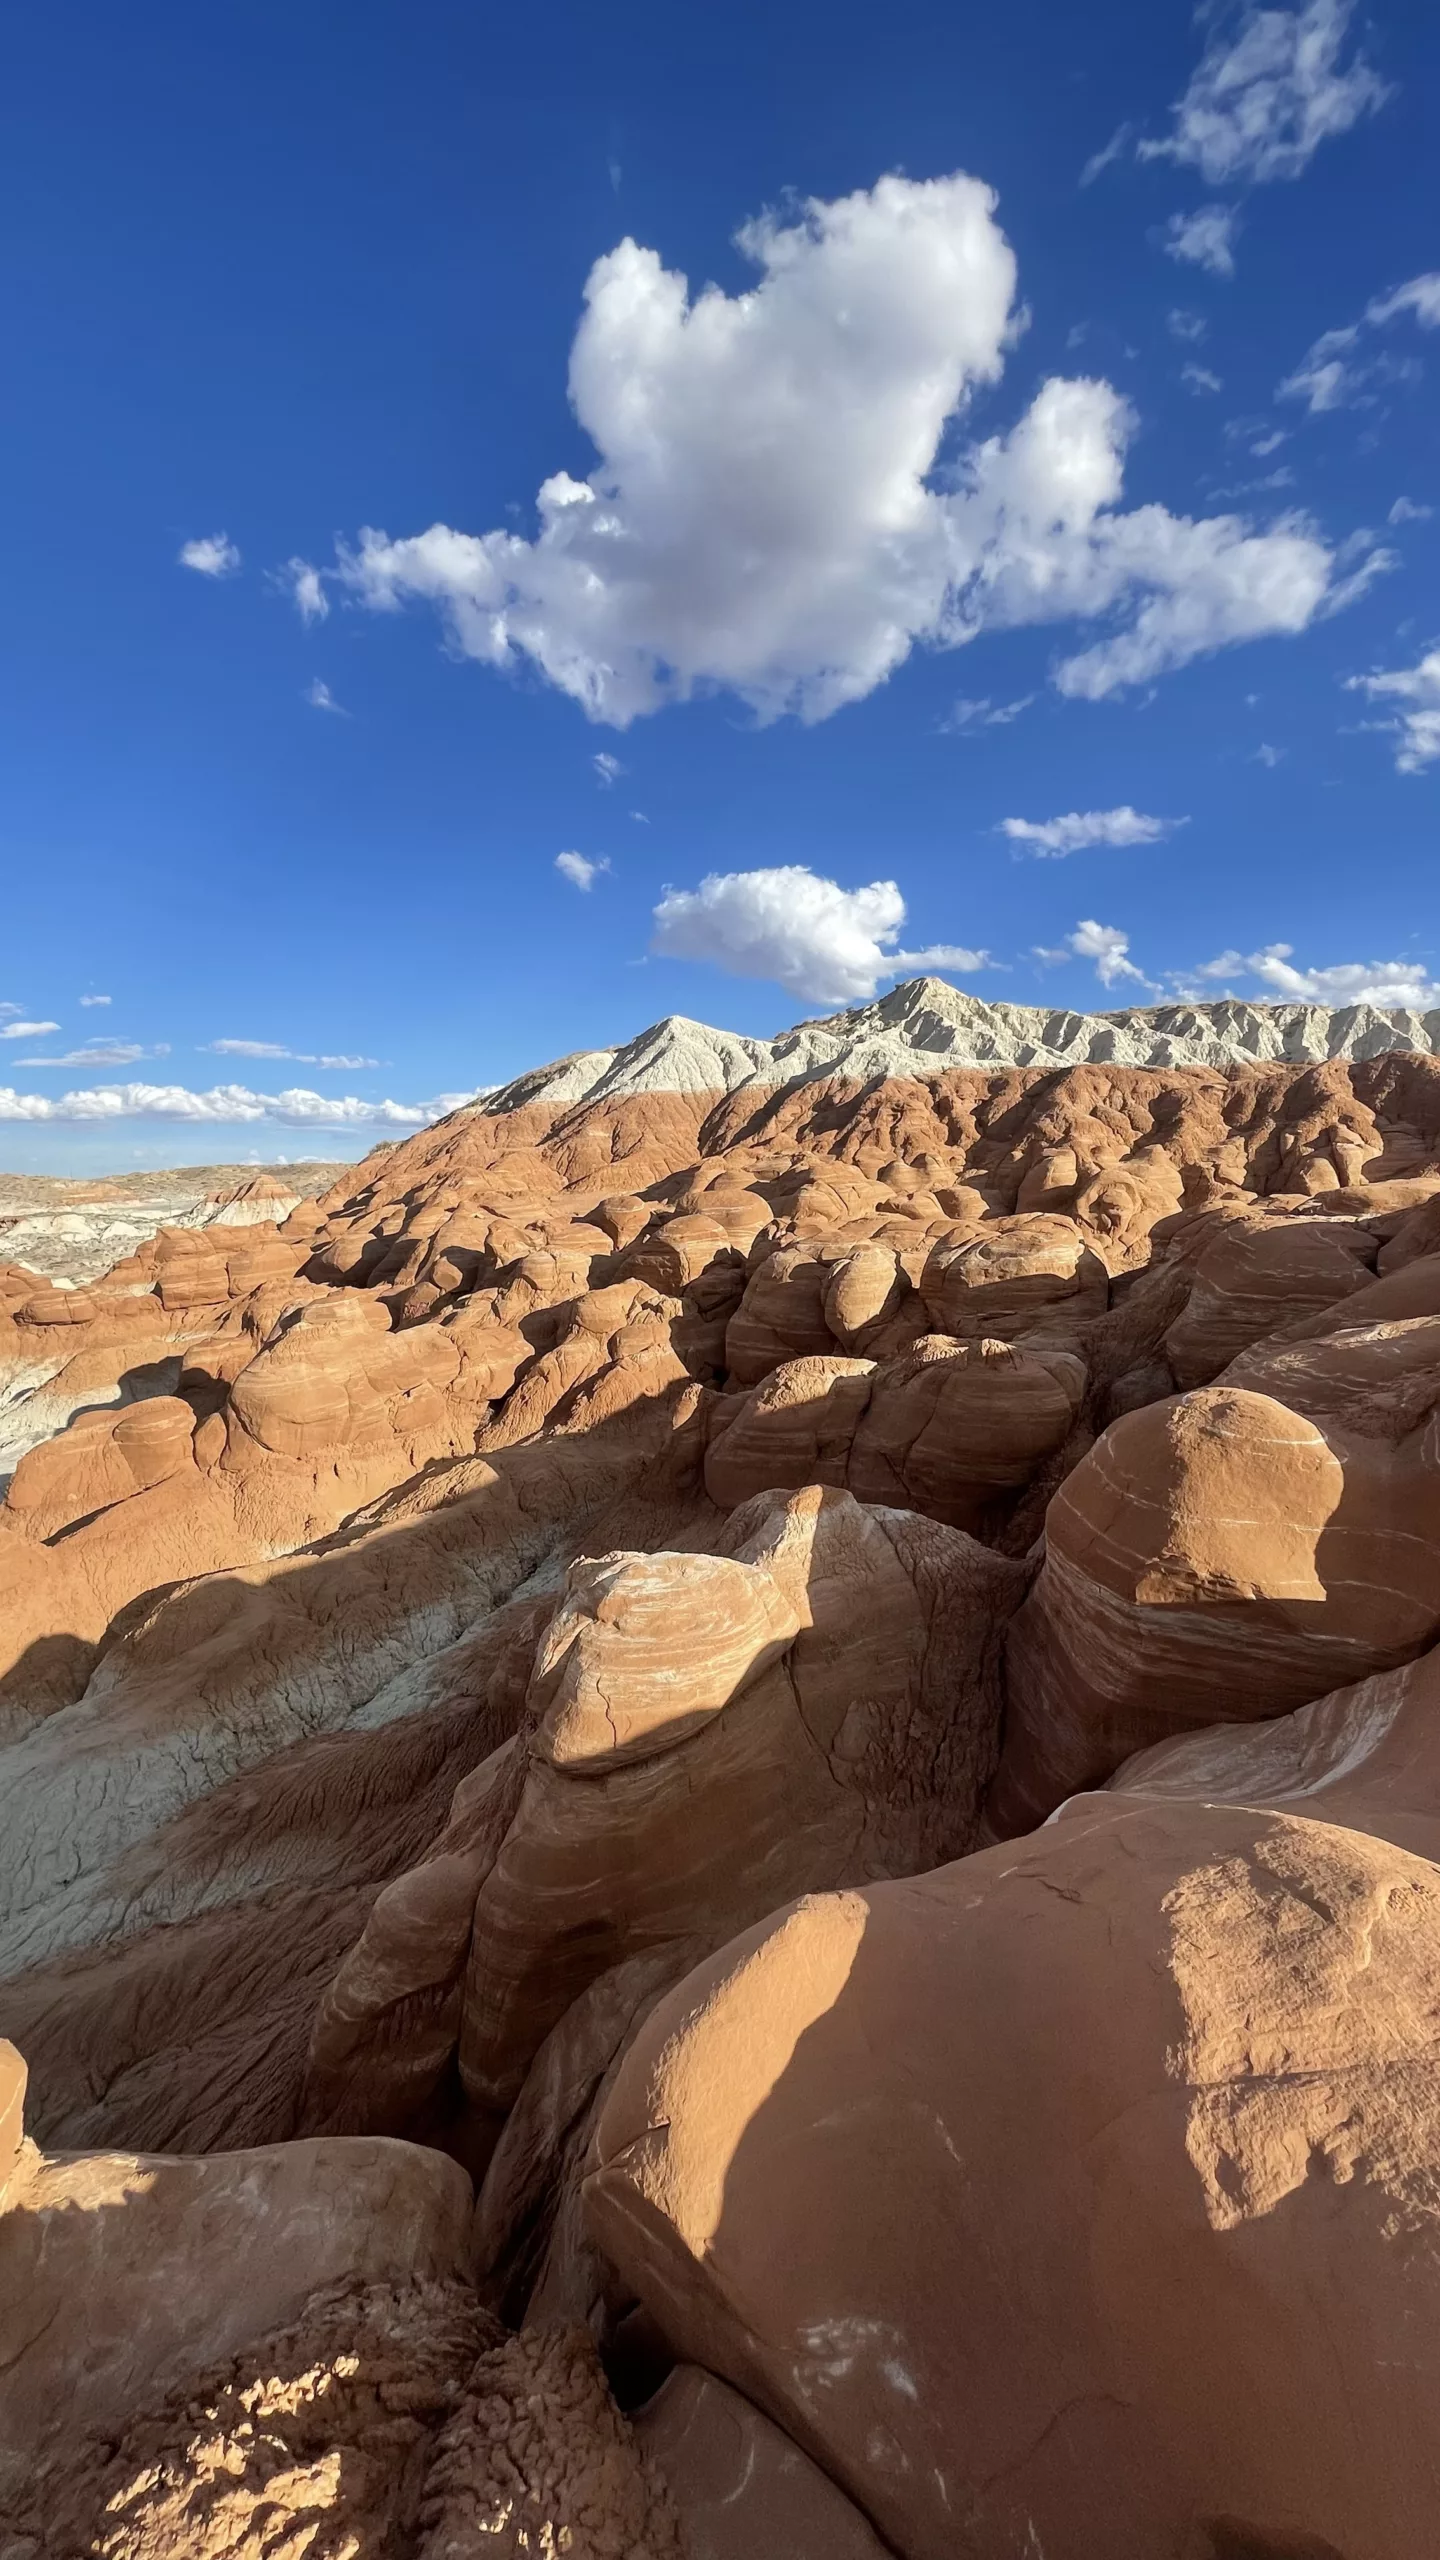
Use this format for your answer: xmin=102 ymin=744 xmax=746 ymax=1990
xmin=6 ymin=988 xmax=1440 ymax=2557
xmin=588 ymin=1801 xmax=1440 ymax=2560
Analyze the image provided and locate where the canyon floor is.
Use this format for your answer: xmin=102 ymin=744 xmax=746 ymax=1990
xmin=5 ymin=978 xmax=1440 ymax=2557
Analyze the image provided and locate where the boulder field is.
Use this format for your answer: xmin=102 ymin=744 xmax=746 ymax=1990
xmin=6 ymin=983 xmax=1440 ymax=2556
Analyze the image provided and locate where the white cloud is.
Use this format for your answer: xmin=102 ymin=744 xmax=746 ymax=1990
xmin=1139 ymin=0 xmax=1389 ymax=187
xmin=1280 ymin=271 xmax=1440 ymax=413
xmin=329 ymin=173 xmax=1358 ymax=725
xmin=0 ymin=1083 xmax=459 ymax=1127
xmin=1346 ymin=650 xmax=1440 ymax=772
xmin=1000 ymin=806 xmax=1185 ymax=856
xmin=1389 ymin=496 xmax=1433 ymax=525
xmin=1080 ymin=123 xmax=1134 ymax=186
xmin=306 ymin=678 xmax=348 ymax=715
xmin=555 ymin=850 xmax=611 ymax=891
xmin=1366 ymin=276 xmax=1440 ymax=331
xmin=203 ymin=1039 xmax=382 ymax=1065
xmin=592 ymin=751 xmax=624 ymax=785
xmin=0 ymin=1021 xmax=59 ymax=1040
xmin=0 ymin=1004 xmax=21 ymax=1018
xmin=629 ymin=809 xmax=649 ymax=823
xmin=650 ymin=864 xmax=988 ymax=1004
xmin=944 ymin=693 xmax=1034 ymax=731
xmin=12 ymin=1040 xmax=162 ymax=1067
xmin=179 ymin=533 xmax=241 ymax=577
xmin=1168 ymin=308 xmax=1208 ymax=343
xmin=1069 ymin=919 xmax=1154 ymax=990
xmin=79 ymin=993 xmax=111 ymax=1006
xmin=282 ymin=557 xmax=329 ymax=622
xmin=1253 ymin=740 xmax=1285 ymax=765
xmin=1162 ymin=206 xmax=1240 ymax=278
xmin=1245 ymin=944 xmax=1440 ymax=1006
xmin=1182 ymin=362 xmax=1224 ymax=395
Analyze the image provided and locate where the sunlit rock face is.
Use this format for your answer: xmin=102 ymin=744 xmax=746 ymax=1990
xmin=4 ymin=989 xmax=1440 ymax=2558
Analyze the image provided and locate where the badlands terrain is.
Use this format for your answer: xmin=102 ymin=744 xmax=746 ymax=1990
xmin=6 ymin=975 xmax=1440 ymax=2553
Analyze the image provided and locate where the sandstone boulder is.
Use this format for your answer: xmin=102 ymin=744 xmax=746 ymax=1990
xmin=0 ymin=2038 xmax=472 ymax=2486
xmin=993 ymin=1313 xmax=1440 ymax=1832
xmin=588 ymin=1800 xmax=1440 ymax=2560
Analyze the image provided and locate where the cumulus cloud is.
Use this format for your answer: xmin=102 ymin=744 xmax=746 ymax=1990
xmin=1346 ymin=650 xmax=1440 ymax=772
xmin=179 ymin=533 xmax=241 ymax=577
xmin=650 ymin=864 xmax=988 ymax=1004
xmin=1068 ymin=919 xmax=1155 ymax=990
xmin=202 ymin=1039 xmax=382 ymax=1065
xmin=944 ymin=693 xmax=1034 ymax=731
xmin=555 ymin=850 xmax=611 ymax=890
xmin=1139 ymin=0 xmax=1389 ymax=186
xmin=1280 ymin=271 xmax=1440 ymax=413
xmin=0 ymin=1084 xmax=462 ymax=1127
xmin=1000 ymin=807 xmax=1185 ymax=856
xmin=1162 ymin=206 xmax=1240 ymax=278
xmin=306 ymin=678 xmax=348 ymax=715
xmin=0 ymin=1020 xmax=60 ymax=1040
xmin=1246 ymin=944 xmax=1440 ymax=1006
xmin=328 ymin=173 xmax=1358 ymax=726
xmin=79 ymin=993 xmax=111 ymax=1006
xmin=281 ymin=557 xmax=329 ymax=622
xmin=592 ymin=751 xmax=623 ymax=785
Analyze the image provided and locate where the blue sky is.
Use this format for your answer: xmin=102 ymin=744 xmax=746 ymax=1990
xmin=2 ymin=0 xmax=1437 ymax=1172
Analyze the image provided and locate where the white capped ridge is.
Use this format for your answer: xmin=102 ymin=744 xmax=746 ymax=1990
xmin=473 ymin=977 xmax=1440 ymax=1117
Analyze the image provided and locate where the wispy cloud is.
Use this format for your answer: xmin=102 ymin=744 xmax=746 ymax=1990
xmin=1080 ymin=121 xmax=1133 ymax=186
xmin=1168 ymin=309 xmax=1208 ymax=343
xmin=1280 ymin=271 xmax=1440 ymax=413
xmin=1138 ymin=0 xmax=1390 ymax=186
xmin=555 ymin=850 xmax=612 ymax=891
xmin=1389 ymin=496 xmax=1434 ymax=526
xmin=1000 ymin=807 xmax=1186 ymax=857
xmin=1345 ymin=650 xmax=1440 ymax=772
xmin=1182 ymin=362 xmax=1224 ymax=396
xmin=178 ymin=533 xmax=241 ymax=577
xmin=944 ymin=694 xmax=1034 ymax=733
xmin=0 ymin=1020 xmax=60 ymax=1040
xmin=592 ymin=751 xmax=624 ymax=786
xmin=1162 ymin=206 xmax=1239 ymax=278
xmin=11 ymin=1039 xmax=165 ymax=1067
xmin=79 ymin=993 xmax=112 ymax=1007
xmin=280 ymin=557 xmax=329 ymax=622
xmin=306 ymin=678 xmax=349 ymax=715
xmin=202 ymin=1039 xmax=381 ymax=1066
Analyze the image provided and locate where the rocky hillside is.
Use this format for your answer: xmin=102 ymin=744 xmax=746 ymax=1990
xmin=0 ymin=1159 xmax=350 ymax=1284
xmin=4 ymin=986 xmax=1440 ymax=2556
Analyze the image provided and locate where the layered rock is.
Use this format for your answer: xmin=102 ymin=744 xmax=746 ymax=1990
xmin=5 ymin=997 xmax=1440 ymax=2559
xmin=302 ymin=1487 xmax=1029 ymax=2174
xmin=992 ymin=1274 xmax=1440 ymax=1830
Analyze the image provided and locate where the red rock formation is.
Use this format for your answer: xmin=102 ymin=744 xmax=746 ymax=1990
xmin=588 ymin=1800 xmax=1440 ymax=2560
xmin=3 ymin=1020 xmax=1440 ymax=2557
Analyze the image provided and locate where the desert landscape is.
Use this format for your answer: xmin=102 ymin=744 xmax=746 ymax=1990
xmin=5 ymin=976 xmax=1440 ymax=2555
